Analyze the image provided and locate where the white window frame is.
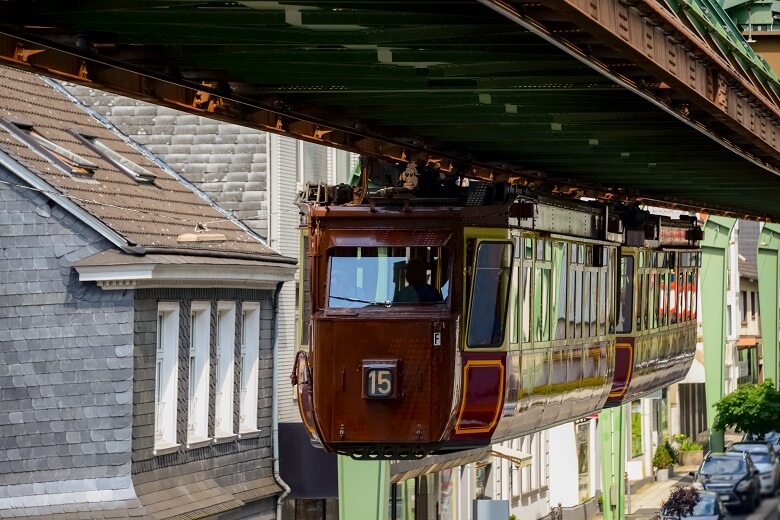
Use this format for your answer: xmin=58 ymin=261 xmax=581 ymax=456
xmin=215 ymin=301 xmax=237 ymax=439
xmin=521 ymin=435 xmax=531 ymax=494
xmin=187 ymin=302 xmax=211 ymax=445
xmin=154 ymin=302 xmax=180 ymax=452
xmin=239 ymin=302 xmax=261 ymax=434
xmin=510 ymin=437 xmax=521 ymax=498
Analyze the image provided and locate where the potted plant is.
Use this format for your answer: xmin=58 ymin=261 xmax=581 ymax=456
xmin=675 ymin=435 xmax=704 ymax=467
xmin=653 ymin=441 xmax=676 ymax=481
xmin=597 ymin=493 xmax=603 ymax=512
xmin=660 ymin=486 xmax=701 ymax=520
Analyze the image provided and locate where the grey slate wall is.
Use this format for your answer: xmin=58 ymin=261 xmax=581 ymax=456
xmin=0 ymin=166 xmax=139 ymax=512
xmin=132 ymin=288 xmax=276 ymax=519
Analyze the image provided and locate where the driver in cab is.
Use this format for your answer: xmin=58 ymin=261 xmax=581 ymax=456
xmin=394 ymin=258 xmax=443 ymax=303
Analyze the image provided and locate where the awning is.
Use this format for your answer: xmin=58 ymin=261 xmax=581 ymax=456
xmin=390 ymin=445 xmax=531 ymax=484
xmin=490 ymin=445 xmax=533 ymax=468
xmin=737 ymin=337 xmax=760 ymax=348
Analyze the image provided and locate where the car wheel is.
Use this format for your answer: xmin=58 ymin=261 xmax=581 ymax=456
xmin=743 ymin=495 xmax=756 ymax=514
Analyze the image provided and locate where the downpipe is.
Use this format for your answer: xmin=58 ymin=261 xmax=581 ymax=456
xmin=271 ymin=282 xmax=292 ymax=519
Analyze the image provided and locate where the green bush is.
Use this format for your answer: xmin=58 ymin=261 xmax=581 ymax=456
xmin=679 ymin=438 xmax=703 ymax=452
xmin=672 ymin=434 xmax=703 ymax=452
xmin=653 ymin=442 xmax=675 ymax=469
xmin=509 ymin=515 xmax=517 ymax=520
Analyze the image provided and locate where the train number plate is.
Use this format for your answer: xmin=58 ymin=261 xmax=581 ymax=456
xmin=362 ymin=360 xmax=399 ymax=399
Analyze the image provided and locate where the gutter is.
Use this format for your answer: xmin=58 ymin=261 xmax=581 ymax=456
xmin=0 ymin=148 xmax=144 ymax=254
xmin=271 ymin=282 xmax=292 ymax=518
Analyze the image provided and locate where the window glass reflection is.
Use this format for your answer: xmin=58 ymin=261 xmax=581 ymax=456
xmin=328 ymin=246 xmax=450 ymax=308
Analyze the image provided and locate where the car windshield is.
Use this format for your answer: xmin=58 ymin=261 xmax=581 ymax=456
xmin=700 ymin=458 xmax=746 ymax=475
xmin=730 ymin=444 xmax=770 ymax=463
xmin=328 ymin=246 xmax=450 ymax=308
xmin=690 ymin=497 xmax=716 ymax=517
xmin=691 ymin=495 xmax=715 ymax=516
xmin=746 ymin=431 xmax=780 ymax=445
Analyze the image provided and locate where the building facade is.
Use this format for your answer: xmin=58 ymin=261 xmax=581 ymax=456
xmin=0 ymin=67 xmax=296 ymax=518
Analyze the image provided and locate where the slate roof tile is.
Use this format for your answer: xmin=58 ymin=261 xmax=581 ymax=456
xmin=0 ymin=69 xmax=290 ymax=264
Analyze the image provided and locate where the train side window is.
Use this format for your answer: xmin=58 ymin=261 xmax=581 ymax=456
xmin=574 ymin=269 xmax=583 ymax=338
xmin=598 ymin=269 xmax=607 ymax=336
xmin=607 ymin=248 xmax=616 ymax=333
xmin=589 ymin=270 xmax=598 ymax=335
xmin=524 ymin=238 xmax=534 ymax=260
xmin=617 ymin=255 xmax=634 ymax=334
xmin=511 ymin=263 xmax=519 ymax=346
xmin=567 ymin=260 xmax=577 ymax=339
xmin=642 ymin=273 xmax=649 ymax=330
xmin=467 ymin=241 xmax=514 ymax=348
xmin=682 ymin=269 xmax=690 ymax=322
xmin=691 ymin=269 xmax=698 ymax=320
xmin=583 ymin=271 xmax=592 ymax=337
xmin=671 ymin=270 xmax=677 ymax=325
xmin=534 ymin=266 xmax=551 ymax=342
xmin=677 ymin=270 xmax=685 ymax=322
xmin=635 ymin=270 xmax=643 ymax=331
xmin=552 ymin=242 xmax=567 ymax=341
xmin=687 ymin=271 xmax=695 ymax=322
xmin=648 ymin=273 xmax=657 ymax=329
xmin=659 ymin=272 xmax=668 ymax=326
xmin=521 ymin=262 xmax=532 ymax=345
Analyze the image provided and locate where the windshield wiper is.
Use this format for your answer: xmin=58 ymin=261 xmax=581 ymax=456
xmin=329 ymin=296 xmax=393 ymax=307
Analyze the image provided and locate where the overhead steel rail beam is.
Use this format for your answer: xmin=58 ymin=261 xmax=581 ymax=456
xmin=1 ymin=1 xmax=780 ymax=220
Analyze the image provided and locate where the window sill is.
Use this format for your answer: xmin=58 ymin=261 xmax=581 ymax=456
xmin=186 ymin=437 xmax=212 ymax=450
xmin=521 ymin=486 xmax=549 ymax=501
xmin=213 ymin=433 xmax=238 ymax=444
xmin=238 ymin=429 xmax=262 ymax=440
xmin=153 ymin=442 xmax=180 ymax=456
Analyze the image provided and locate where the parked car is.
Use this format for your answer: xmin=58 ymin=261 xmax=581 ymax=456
xmin=690 ymin=452 xmax=762 ymax=513
xmin=659 ymin=491 xmax=729 ymax=520
xmin=742 ymin=431 xmax=780 ymax=454
xmin=727 ymin=442 xmax=779 ymax=496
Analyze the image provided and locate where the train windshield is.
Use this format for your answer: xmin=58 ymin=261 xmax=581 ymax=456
xmin=328 ymin=246 xmax=450 ymax=308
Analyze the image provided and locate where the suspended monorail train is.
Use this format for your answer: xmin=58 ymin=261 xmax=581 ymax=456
xmin=292 ymin=173 xmax=702 ymax=460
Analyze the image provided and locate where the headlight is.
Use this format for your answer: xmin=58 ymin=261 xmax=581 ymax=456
xmin=736 ymin=479 xmax=752 ymax=492
xmin=692 ymin=482 xmax=704 ymax=490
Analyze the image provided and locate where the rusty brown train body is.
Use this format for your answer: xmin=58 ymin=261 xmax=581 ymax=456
xmin=292 ymin=189 xmax=702 ymax=459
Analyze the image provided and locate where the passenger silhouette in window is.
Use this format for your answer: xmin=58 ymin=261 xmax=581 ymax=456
xmin=394 ymin=258 xmax=443 ymax=303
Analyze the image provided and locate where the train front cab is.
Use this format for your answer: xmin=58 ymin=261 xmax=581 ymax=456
xmin=301 ymin=208 xmax=465 ymax=458
xmin=606 ymin=247 xmax=701 ymax=407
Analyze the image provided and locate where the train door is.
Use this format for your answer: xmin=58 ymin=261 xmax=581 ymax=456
xmin=451 ymin=228 xmax=513 ymax=444
xmin=606 ymin=249 xmax=636 ymax=406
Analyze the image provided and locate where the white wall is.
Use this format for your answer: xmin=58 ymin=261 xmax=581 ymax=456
xmin=548 ymin=423 xmax=579 ymax=507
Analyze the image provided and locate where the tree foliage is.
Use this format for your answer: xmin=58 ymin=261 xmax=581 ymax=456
xmin=661 ymin=487 xmax=700 ymax=519
xmin=713 ymin=380 xmax=780 ymax=436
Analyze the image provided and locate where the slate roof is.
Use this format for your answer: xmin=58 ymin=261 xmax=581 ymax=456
xmin=740 ymin=256 xmax=758 ymax=280
xmin=738 ymin=219 xmax=760 ymax=281
xmin=0 ymin=67 xmax=290 ymax=263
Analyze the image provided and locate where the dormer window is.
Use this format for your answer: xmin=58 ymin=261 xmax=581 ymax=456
xmin=76 ymin=133 xmax=157 ymax=184
xmin=0 ymin=118 xmax=97 ymax=177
